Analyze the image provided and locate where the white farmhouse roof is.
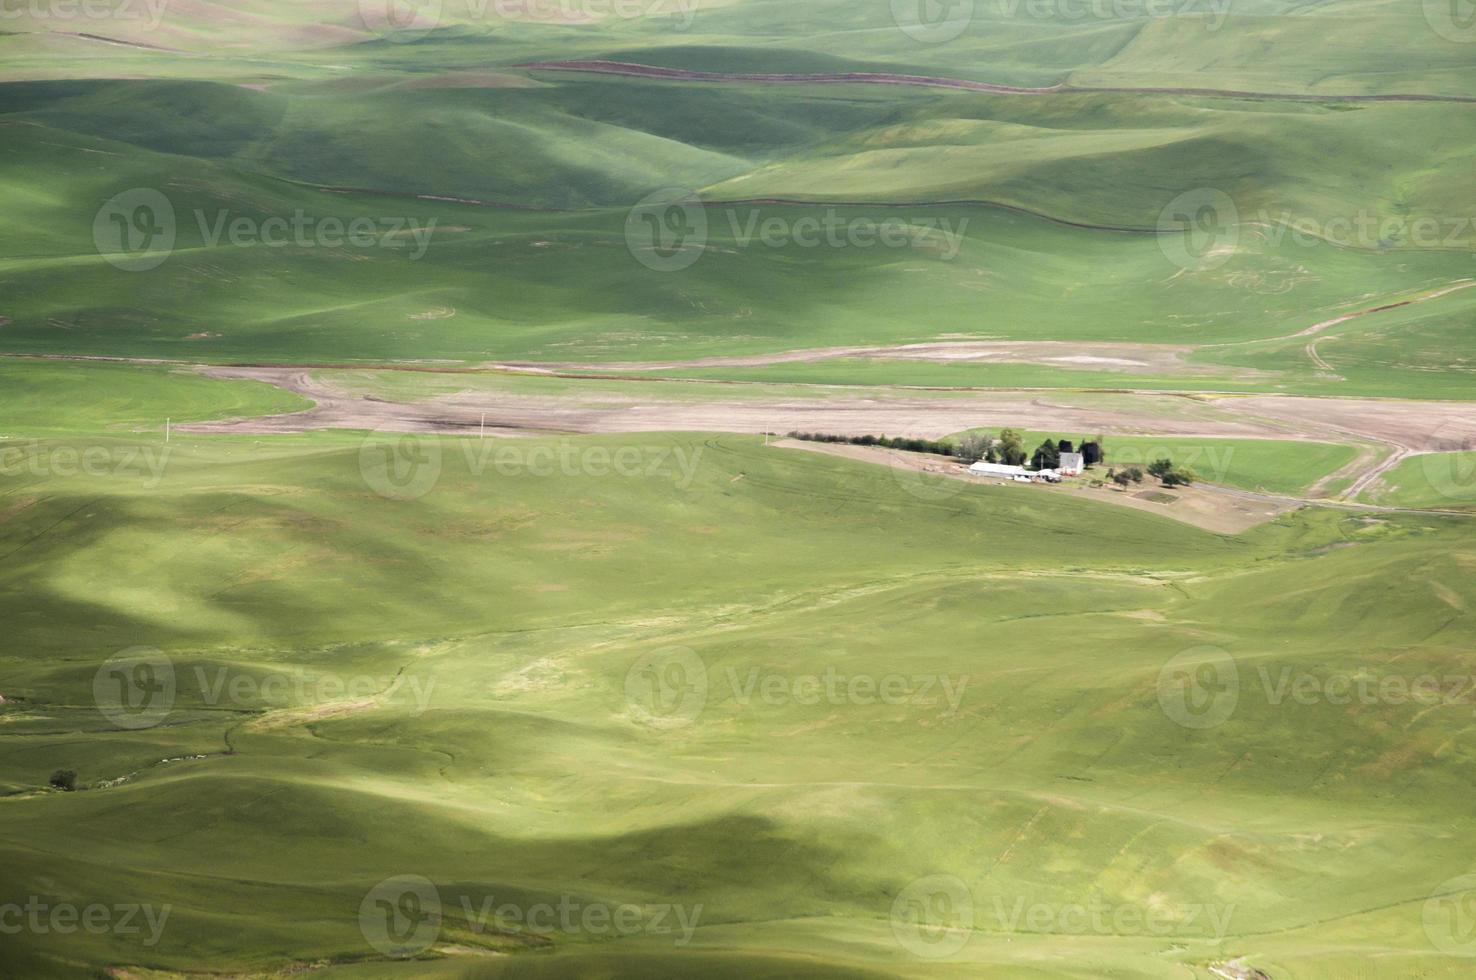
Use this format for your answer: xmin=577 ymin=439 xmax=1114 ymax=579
xmin=968 ymin=461 xmax=1031 ymax=478
xmin=1059 ymin=452 xmax=1085 ymax=473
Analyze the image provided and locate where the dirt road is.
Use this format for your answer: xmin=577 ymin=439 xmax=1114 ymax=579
xmin=174 ymin=366 xmax=1474 ymax=502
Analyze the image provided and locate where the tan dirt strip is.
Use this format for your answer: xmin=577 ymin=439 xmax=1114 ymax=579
xmin=518 ymin=60 xmax=1476 ymax=104
xmin=9 ymin=353 xmax=1470 ymax=501
xmin=493 ymin=340 xmax=1252 ymax=377
xmin=179 ymin=365 xmax=1476 ymax=467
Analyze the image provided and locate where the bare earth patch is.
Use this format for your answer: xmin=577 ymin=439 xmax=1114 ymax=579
xmin=495 ymin=339 xmax=1263 ymax=379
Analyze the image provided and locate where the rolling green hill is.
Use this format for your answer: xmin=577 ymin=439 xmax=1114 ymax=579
xmin=3 ymin=2 xmax=1475 ymax=977
xmin=3 ymin=421 xmax=1475 ymax=978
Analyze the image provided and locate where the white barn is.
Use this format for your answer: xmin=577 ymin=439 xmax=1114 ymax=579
xmin=1058 ymin=452 xmax=1085 ymax=477
xmin=968 ymin=461 xmax=1031 ymax=480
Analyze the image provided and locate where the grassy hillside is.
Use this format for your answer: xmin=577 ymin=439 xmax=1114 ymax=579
xmin=1 ymin=118 xmax=1472 ymax=388
xmin=3 ymin=2 xmax=1475 ymax=977
xmin=2 ymin=422 xmax=1475 ymax=977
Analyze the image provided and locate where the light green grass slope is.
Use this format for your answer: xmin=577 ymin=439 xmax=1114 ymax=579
xmin=2 ymin=426 xmax=1475 ymax=978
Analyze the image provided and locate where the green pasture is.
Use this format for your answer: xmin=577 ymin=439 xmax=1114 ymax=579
xmin=2 ymin=423 xmax=1475 ymax=977
xmin=0 ymin=358 xmax=307 ymax=435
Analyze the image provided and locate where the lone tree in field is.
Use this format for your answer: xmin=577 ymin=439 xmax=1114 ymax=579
xmin=50 ymin=769 xmax=77 ymax=792
xmin=1033 ymin=439 xmax=1061 ymax=471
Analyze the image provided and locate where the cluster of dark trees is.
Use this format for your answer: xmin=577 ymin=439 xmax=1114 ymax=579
xmin=957 ymin=430 xmax=1103 ymax=469
xmin=1108 ymin=459 xmax=1196 ymax=488
xmin=1148 ymin=458 xmax=1197 ymax=487
xmin=786 ymin=432 xmax=963 ymax=456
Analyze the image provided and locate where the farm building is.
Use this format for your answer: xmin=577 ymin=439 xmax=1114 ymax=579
xmin=968 ymin=461 xmax=1031 ymax=480
xmin=1058 ymin=452 xmax=1085 ymax=476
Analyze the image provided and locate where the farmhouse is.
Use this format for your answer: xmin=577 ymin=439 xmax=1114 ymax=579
xmin=1058 ymin=452 xmax=1085 ymax=477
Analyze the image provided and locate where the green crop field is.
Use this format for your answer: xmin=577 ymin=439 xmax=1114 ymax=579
xmin=1362 ymin=452 xmax=1476 ymax=511
xmin=2 ymin=1 xmax=1474 ymax=977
